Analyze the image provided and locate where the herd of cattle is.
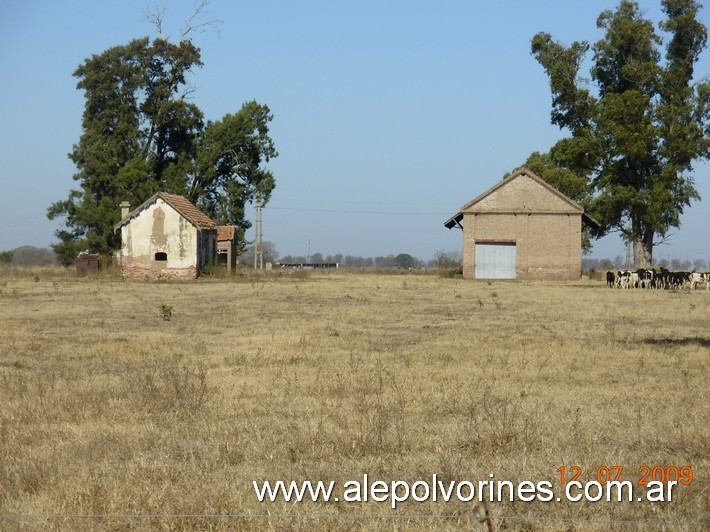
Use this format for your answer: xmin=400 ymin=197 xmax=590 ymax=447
xmin=606 ymin=268 xmax=710 ymax=290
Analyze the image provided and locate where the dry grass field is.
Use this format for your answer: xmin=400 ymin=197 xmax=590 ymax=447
xmin=0 ymin=266 xmax=708 ymax=531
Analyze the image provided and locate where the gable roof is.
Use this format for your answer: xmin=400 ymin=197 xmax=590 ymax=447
xmin=461 ymin=167 xmax=583 ymax=213
xmin=114 ymin=192 xmax=217 ymax=231
xmin=444 ymin=167 xmax=600 ymax=229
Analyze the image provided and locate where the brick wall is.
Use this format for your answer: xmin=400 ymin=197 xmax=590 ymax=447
xmin=461 ymin=213 xmax=581 ymax=280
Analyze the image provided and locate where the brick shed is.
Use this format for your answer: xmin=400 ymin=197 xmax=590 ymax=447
xmin=444 ymin=167 xmax=599 ymax=280
xmin=114 ymin=192 xmax=217 ymax=280
xmin=217 ymin=225 xmax=237 ymax=271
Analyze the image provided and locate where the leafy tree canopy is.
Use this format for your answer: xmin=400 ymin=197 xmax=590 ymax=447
xmin=48 ymin=30 xmax=277 ymax=266
xmin=526 ymin=0 xmax=709 ymax=267
xmin=0 ymin=250 xmax=14 ymax=264
xmin=394 ymin=253 xmax=415 ymax=269
xmin=11 ymin=246 xmax=58 ymax=267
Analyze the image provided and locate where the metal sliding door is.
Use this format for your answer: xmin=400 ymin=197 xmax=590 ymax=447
xmin=474 ymin=242 xmax=516 ymax=279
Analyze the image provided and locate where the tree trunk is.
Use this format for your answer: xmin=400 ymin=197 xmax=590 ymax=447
xmin=633 ymin=232 xmax=653 ymax=269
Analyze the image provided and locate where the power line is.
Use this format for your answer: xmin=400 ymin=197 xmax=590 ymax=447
xmin=271 ymin=198 xmax=456 ymax=206
xmin=265 ymin=207 xmax=451 ymax=215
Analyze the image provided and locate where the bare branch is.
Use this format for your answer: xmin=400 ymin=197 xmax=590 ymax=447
xmin=144 ymin=3 xmax=168 ymax=37
xmin=653 ymin=232 xmax=675 ymax=246
xmin=181 ymin=83 xmax=198 ymax=100
xmin=179 ymin=0 xmax=222 ymax=42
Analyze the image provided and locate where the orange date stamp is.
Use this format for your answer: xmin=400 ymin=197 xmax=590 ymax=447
xmin=556 ymin=465 xmax=694 ymax=486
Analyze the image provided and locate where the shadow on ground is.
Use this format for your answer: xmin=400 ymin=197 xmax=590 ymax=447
xmin=643 ymin=337 xmax=710 ymax=348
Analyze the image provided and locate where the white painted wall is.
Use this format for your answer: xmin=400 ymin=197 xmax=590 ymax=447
xmin=121 ymin=198 xmax=198 ymax=269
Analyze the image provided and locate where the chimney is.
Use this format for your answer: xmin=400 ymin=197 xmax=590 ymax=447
xmin=120 ymin=201 xmax=130 ymax=219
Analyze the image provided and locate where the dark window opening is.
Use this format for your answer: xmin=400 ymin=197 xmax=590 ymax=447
xmin=155 ymin=252 xmax=167 ymax=261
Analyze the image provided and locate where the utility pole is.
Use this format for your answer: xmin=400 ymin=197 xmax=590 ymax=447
xmin=254 ymin=195 xmax=263 ymax=270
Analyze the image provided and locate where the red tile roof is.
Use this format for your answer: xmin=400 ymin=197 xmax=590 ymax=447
xmin=217 ymin=225 xmax=236 ymax=241
xmin=158 ymin=193 xmax=217 ymax=229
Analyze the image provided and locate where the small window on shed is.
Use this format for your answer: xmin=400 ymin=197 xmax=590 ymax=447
xmin=155 ymin=252 xmax=167 ymax=261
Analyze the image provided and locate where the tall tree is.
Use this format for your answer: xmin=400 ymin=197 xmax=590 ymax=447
xmin=529 ymin=0 xmax=709 ymax=267
xmin=48 ymin=30 xmax=276 ymax=265
xmin=189 ymin=102 xmax=277 ymax=238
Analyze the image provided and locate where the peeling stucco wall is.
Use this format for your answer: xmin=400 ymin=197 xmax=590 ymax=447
xmin=119 ymin=198 xmax=207 ymax=280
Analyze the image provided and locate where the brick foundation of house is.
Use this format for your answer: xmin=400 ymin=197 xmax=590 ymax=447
xmin=121 ymin=264 xmax=199 ymax=280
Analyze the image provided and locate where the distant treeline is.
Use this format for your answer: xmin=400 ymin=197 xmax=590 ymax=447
xmin=236 ymin=241 xmax=462 ymax=269
xmin=6 ymin=244 xmax=702 ymax=273
xmin=0 ymin=246 xmax=59 ymax=267
xmin=277 ymin=250 xmax=461 ymax=269
xmin=242 ymin=243 xmax=708 ymax=272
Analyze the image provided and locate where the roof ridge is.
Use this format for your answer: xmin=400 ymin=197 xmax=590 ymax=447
xmin=114 ymin=192 xmax=217 ymax=231
xmin=458 ymin=167 xmax=583 ymax=213
xmin=157 ymin=192 xmax=217 ymax=229
xmin=444 ymin=167 xmax=600 ymax=230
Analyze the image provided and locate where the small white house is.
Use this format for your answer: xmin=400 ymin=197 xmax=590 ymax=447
xmin=114 ymin=192 xmax=217 ymax=280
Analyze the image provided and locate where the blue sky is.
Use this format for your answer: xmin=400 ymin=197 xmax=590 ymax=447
xmin=1 ymin=0 xmax=708 ymax=263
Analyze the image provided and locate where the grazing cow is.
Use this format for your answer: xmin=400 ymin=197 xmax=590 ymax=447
xmin=689 ymin=272 xmax=710 ymax=290
xmin=616 ymin=270 xmax=632 ymax=289
xmin=629 ymin=272 xmax=639 ymax=288
xmin=616 ymin=270 xmax=625 ymax=288
xmin=637 ymin=269 xmax=654 ymax=289
xmin=607 ymin=268 xmax=706 ymax=290
xmin=670 ymin=271 xmax=691 ymax=289
xmin=657 ymin=267 xmax=671 ymax=290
